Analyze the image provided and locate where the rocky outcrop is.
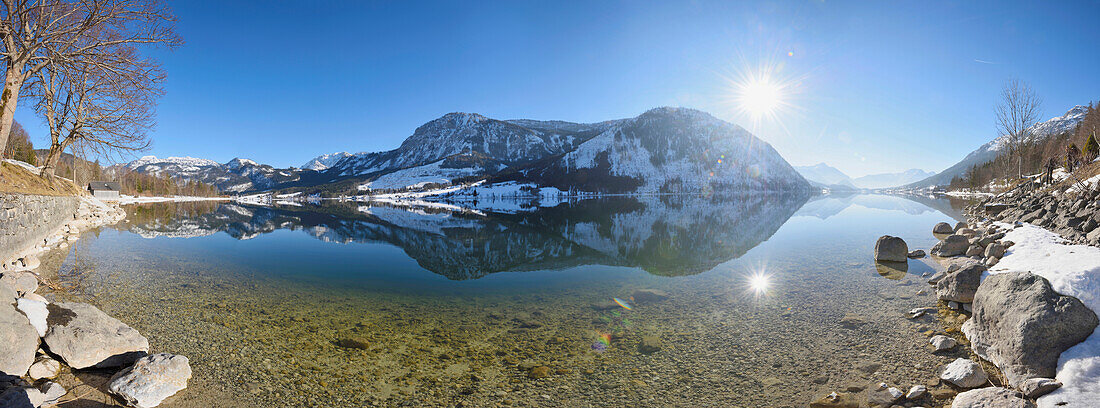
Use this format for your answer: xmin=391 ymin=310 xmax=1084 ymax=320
xmin=43 ymin=302 xmax=149 ymax=369
xmin=108 ymin=353 xmax=192 ymax=408
xmin=874 ymin=235 xmax=908 ymax=262
xmin=951 ymin=387 xmax=1035 ymax=408
xmin=961 ymin=272 xmax=1098 ymax=386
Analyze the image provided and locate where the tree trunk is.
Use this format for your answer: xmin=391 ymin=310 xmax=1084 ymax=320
xmin=41 ymin=142 xmax=64 ymax=176
xmin=0 ymin=62 xmax=26 ymax=156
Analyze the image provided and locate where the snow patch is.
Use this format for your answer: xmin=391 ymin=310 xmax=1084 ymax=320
xmin=990 ymin=222 xmax=1100 ymax=407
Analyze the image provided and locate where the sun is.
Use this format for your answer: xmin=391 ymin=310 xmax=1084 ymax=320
xmin=748 ymin=272 xmax=770 ymax=294
xmin=738 ymin=77 xmax=783 ymax=117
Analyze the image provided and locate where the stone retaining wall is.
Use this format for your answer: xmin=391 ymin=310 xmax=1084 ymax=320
xmin=0 ymin=193 xmax=79 ymax=260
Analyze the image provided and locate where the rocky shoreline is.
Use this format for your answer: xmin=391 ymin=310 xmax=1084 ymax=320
xmin=1 ymin=194 xmax=193 ymax=408
xmin=812 ymin=194 xmax=1100 ymax=408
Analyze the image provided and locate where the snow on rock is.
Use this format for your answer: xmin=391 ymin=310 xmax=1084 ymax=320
xmin=991 ymin=222 xmax=1100 ymax=407
xmin=301 ymin=152 xmax=352 ymax=171
xmin=363 ymin=159 xmax=487 ymax=191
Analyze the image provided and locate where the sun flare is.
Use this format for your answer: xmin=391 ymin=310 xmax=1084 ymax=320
xmin=748 ymin=272 xmax=770 ymax=294
xmin=738 ymin=78 xmax=783 ymax=117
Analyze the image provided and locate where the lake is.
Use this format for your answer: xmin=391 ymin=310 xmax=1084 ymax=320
xmin=43 ymin=193 xmax=973 ymax=407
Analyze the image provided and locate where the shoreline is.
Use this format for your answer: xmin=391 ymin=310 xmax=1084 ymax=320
xmin=832 ymin=186 xmax=1100 ymax=407
xmin=2 ymin=193 xmax=194 ymax=407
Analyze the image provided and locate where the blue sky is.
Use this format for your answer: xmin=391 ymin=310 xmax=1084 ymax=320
xmin=16 ymin=0 xmax=1100 ymax=176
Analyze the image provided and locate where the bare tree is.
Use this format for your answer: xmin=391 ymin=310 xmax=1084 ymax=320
xmin=995 ymin=78 xmax=1043 ymax=179
xmin=0 ymin=0 xmax=178 ymax=156
xmin=33 ymin=35 xmax=162 ymax=175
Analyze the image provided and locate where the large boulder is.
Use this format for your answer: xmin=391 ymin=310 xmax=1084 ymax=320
xmin=43 ymin=302 xmax=149 ymax=369
xmin=934 ymin=263 xmax=984 ymax=303
xmin=108 ymin=353 xmax=192 ymax=408
xmin=0 ymin=301 xmax=37 ymax=377
xmin=939 ymin=358 xmax=988 ymax=388
xmin=0 ymin=272 xmax=38 ymax=296
xmin=961 ymin=272 xmax=1099 ymax=386
xmin=950 ymin=387 xmax=1034 ymax=408
xmin=933 ymin=222 xmax=954 ymax=234
xmin=934 ymin=234 xmax=970 ymax=257
xmin=874 ymin=236 xmax=908 ymax=262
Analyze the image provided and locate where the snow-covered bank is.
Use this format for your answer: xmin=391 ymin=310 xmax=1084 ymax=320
xmin=991 ymin=222 xmax=1100 ymax=407
xmin=119 ymin=195 xmax=231 ymax=205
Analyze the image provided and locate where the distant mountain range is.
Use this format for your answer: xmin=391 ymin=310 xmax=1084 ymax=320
xmin=905 ymin=105 xmax=1089 ymax=188
xmin=119 ymin=107 xmax=812 ymax=194
xmin=794 ymin=163 xmax=933 ymax=190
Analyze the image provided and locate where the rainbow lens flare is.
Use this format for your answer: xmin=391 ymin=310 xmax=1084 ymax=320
xmin=591 ymin=332 xmax=612 ymax=352
xmin=613 ymin=297 xmax=633 ymax=310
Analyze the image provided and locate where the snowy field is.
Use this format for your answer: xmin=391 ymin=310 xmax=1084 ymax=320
xmin=992 ymin=222 xmax=1100 ymax=407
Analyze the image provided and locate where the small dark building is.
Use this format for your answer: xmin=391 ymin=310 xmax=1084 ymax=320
xmin=88 ymin=181 xmax=121 ymax=201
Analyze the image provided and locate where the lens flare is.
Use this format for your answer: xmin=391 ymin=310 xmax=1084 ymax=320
xmin=739 ymin=78 xmax=782 ymax=117
xmin=749 ymin=273 xmax=770 ymax=294
xmin=613 ymin=298 xmax=633 ymax=310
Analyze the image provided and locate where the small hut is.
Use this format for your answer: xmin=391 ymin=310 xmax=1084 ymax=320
xmin=88 ymin=181 xmax=121 ymax=201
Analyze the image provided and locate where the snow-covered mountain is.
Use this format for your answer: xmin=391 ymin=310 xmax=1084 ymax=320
xmin=907 ymin=105 xmax=1089 ymax=188
xmin=852 ymin=169 xmax=935 ymax=189
xmin=511 ymin=107 xmax=810 ymax=193
xmin=795 ymin=163 xmax=856 ymax=189
xmin=326 ymin=112 xmax=615 ymax=178
xmin=122 ymin=107 xmax=809 ymax=194
xmin=119 ymin=156 xmax=303 ymax=193
xmin=301 ymin=152 xmax=352 ymax=171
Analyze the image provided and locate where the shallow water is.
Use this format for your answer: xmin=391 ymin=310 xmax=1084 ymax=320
xmin=43 ymin=193 xmax=974 ymax=407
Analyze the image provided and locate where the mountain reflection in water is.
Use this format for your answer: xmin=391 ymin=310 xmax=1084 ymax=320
xmin=120 ymin=193 xmax=813 ymax=280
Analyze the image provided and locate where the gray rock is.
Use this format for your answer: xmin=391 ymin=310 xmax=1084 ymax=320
xmin=0 ymin=300 xmax=37 ymax=377
xmin=966 ymin=245 xmax=984 ymax=257
xmin=40 ymin=382 xmax=64 ymax=406
xmin=0 ymin=272 xmax=38 ymax=296
xmin=961 ymin=272 xmax=1099 ymax=386
xmin=42 ymin=302 xmax=149 ymax=369
xmin=950 ymin=387 xmax=1034 ymax=408
xmin=984 ymin=242 xmax=1006 ymax=259
xmin=933 ymin=222 xmax=954 ymax=234
xmin=0 ymin=278 xmax=16 ymax=304
xmin=865 ymin=383 xmax=902 ymax=407
xmin=935 ymin=235 xmax=970 ymax=257
xmin=958 ymin=228 xmax=978 ymax=238
xmin=108 ymin=353 xmax=192 ymax=408
xmin=1019 ymin=377 xmax=1060 ymax=399
xmin=907 ymin=250 xmax=926 ymax=259
xmin=939 ymin=358 xmax=988 ymax=388
xmin=929 ymin=335 xmax=957 ymax=352
xmin=638 ymin=335 xmax=662 ymax=354
xmin=935 ymin=263 xmax=984 ymax=303
xmin=955 ymin=221 xmax=969 ymax=232
xmin=874 ymin=235 xmax=908 ymax=262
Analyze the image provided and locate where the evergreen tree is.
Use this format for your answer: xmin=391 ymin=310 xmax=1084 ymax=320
xmin=1084 ymin=132 xmax=1099 ymax=163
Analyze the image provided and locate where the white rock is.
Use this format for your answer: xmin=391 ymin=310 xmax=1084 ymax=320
xmin=40 ymin=381 xmax=65 ymax=406
xmin=28 ymin=357 xmax=61 ymax=380
xmin=929 ymin=335 xmax=957 ymax=352
xmin=940 ymin=358 xmax=988 ymax=388
xmin=905 ymin=384 xmax=926 ymax=399
xmin=109 ymin=353 xmax=192 ymax=408
xmin=17 ymin=298 xmax=49 ymax=337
